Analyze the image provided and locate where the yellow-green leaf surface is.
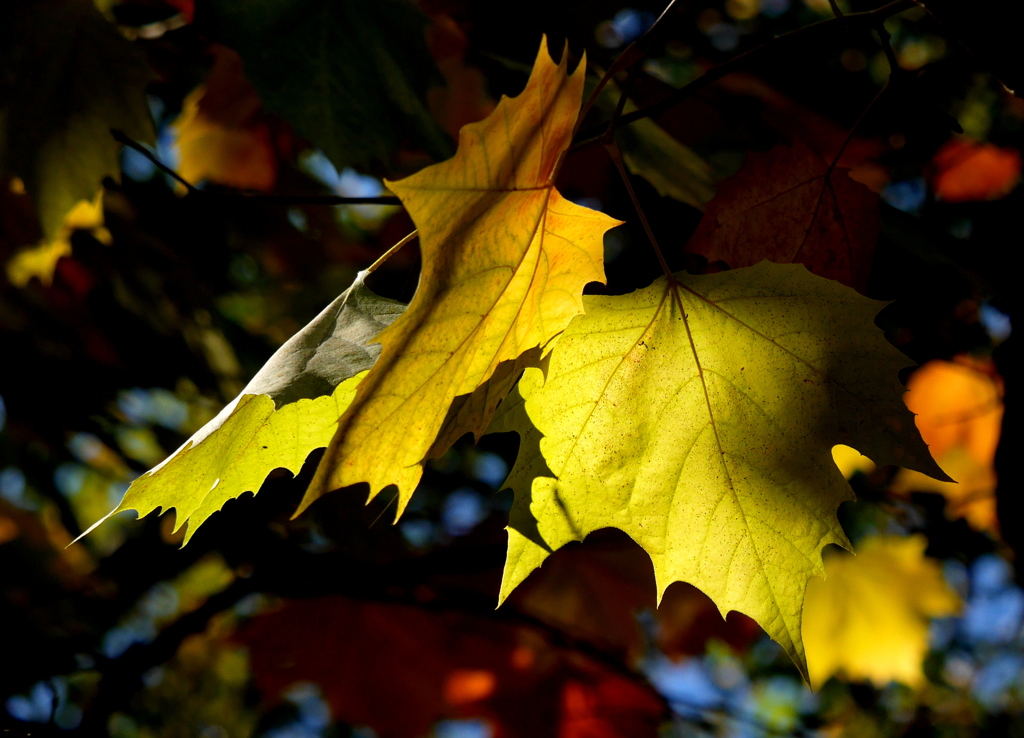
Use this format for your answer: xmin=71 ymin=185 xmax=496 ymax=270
xmin=803 ymin=535 xmax=960 ymax=689
xmin=302 ymin=41 xmax=621 ymax=516
xmin=83 ymin=275 xmax=404 ymax=543
xmin=494 ymin=262 xmax=944 ymax=676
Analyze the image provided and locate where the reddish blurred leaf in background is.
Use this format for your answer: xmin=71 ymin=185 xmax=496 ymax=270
xmin=425 ymin=13 xmax=496 ymax=139
xmin=236 ymin=596 xmax=666 ymax=738
xmin=171 ymin=44 xmax=278 ymax=192
xmin=508 ymin=532 xmax=759 ymax=664
xmin=931 ymin=137 xmax=1021 ymax=202
xmin=893 ymin=356 xmax=1004 ymax=533
xmin=685 ymin=141 xmax=880 ymax=291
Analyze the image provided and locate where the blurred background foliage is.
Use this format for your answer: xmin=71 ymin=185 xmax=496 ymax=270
xmin=0 ymin=0 xmax=1020 ymax=735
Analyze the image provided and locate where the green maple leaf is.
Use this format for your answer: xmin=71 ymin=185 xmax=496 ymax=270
xmin=591 ymin=80 xmax=715 ymax=210
xmin=0 ymin=0 xmax=154 ymax=239
xmin=203 ymin=0 xmax=452 ymax=172
xmin=83 ymin=275 xmax=405 ymax=543
xmin=491 ymin=262 xmax=945 ymax=676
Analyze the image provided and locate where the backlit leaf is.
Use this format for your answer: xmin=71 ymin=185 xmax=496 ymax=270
xmin=803 ymin=535 xmax=960 ymax=689
xmin=493 ymin=262 xmax=942 ymax=675
xmin=686 ymin=142 xmax=880 ymax=291
xmin=84 ymin=275 xmax=405 ymax=543
xmin=301 ymin=41 xmax=621 ymax=516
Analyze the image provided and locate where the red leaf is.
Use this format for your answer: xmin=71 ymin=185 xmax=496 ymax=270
xmin=931 ymin=138 xmax=1021 ymax=203
xmin=236 ymin=596 xmax=666 ymax=738
xmin=686 ymin=141 xmax=880 ymax=291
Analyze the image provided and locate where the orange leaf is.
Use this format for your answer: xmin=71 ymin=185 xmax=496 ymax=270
xmin=892 ymin=357 xmax=1003 ymax=533
xmin=931 ymin=137 xmax=1021 ymax=202
xmin=302 ymin=40 xmax=621 ymax=514
xmin=171 ymin=45 xmax=276 ymax=192
xmin=686 ymin=141 xmax=880 ymax=291
xmin=444 ymin=669 xmax=497 ymax=705
xmin=426 ymin=14 xmax=496 ymax=139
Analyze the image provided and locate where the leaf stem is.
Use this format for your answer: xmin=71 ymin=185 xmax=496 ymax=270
xmin=364 ymin=230 xmax=418 ymax=275
xmin=602 ymin=63 xmax=642 ymax=146
xmin=605 ymin=141 xmax=675 ymax=283
xmin=111 ymin=129 xmax=402 ymax=206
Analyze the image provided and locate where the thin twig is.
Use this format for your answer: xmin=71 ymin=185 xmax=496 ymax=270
xmin=363 ymin=230 xmax=418 ymax=275
xmin=113 ymin=129 xmax=194 ymax=190
xmin=602 ymin=62 xmax=642 ymax=146
xmin=574 ymin=0 xmax=682 ymax=138
xmin=112 ymin=130 xmax=402 ymax=206
xmin=874 ymin=21 xmax=900 ymax=76
xmin=828 ymin=78 xmax=889 ymax=179
xmin=572 ymin=0 xmax=915 ymax=149
xmin=605 ymin=141 xmax=675 ymax=282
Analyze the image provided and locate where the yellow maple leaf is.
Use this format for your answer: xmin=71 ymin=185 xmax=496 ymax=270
xmin=803 ymin=535 xmax=961 ymax=689
xmin=6 ymin=190 xmax=111 ymax=287
xmin=831 ymin=444 xmax=876 ymax=479
xmin=300 ymin=40 xmax=621 ymax=516
xmin=490 ymin=263 xmax=943 ymax=677
xmin=79 ymin=274 xmax=404 ymax=544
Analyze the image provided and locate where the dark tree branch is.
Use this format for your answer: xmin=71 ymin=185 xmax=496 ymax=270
xmin=572 ymin=0 xmax=916 ymax=150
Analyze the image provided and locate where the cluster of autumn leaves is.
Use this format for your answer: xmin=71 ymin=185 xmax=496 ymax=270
xmin=72 ymin=41 xmax=987 ymax=686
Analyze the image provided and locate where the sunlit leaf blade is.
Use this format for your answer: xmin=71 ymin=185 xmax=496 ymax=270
xmin=493 ymin=262 xmax=944 ymax=676
xmin=803 ymin=535 xmax=961 ymax=689
xmin=84 ymin=275 xmax=405 ymax=543
xmin=0 ymin=0 xmax=154 ymax=240
xmin=301 ymin=41 xmax=621 ymax=516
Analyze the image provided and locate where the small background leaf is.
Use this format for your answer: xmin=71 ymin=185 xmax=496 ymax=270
xmin=202 ymin=0 xmax=452 ymax=172
xmin=0 ymin=0 xmax=155 ymax=239
xmin=686 ymin=141 xmax=880 ymax=291
xmin=891 ymin=357 xmax=1004 ymax=534
xmin=931 ymin=137 xmax=1022 ymax=202
xmin=803 ymin=535 xmax=961 ymax=689
xmin=171 ymin=45 xmax=277 ymax=192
